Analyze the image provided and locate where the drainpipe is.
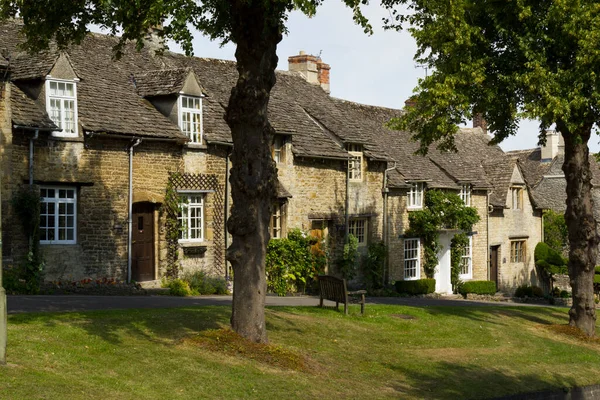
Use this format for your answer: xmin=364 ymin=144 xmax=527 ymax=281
xmin=345 ymin=156 xmax=350 ymax=241
xmin=486 ymin=190 xmax=491 ymax=281
xmin=382 ymin=162 xmax=397 ymax=286
xmin=127 ymin=138 xmax=142 ymax=283
xmin=224 ymin=148 xmax=231 ymax=281
xmin=29 ymin=130 xmax=39 ymax=185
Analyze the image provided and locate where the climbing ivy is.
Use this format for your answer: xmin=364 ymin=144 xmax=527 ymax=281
xmin=405 ymin=190 xmax=479 ymax=286
xmin=162 ymin=174 xmax=183 ymax=278
xmin=450 ymin=233 xmax=469 ymax=290
xmin=11 ymin=185 xmax=44 ymax=293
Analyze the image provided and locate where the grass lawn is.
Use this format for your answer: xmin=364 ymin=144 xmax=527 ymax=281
xmin=2 ymin=304 xmax=600 ymax=399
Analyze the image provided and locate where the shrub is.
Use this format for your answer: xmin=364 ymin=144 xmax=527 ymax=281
xmin=534 ymin=242 xmax=567 ymax=275
xmin=552 ymin=287 xmax=561 ymax=297
xmin=361 ymin=241 xmax=386 ymax=291
xmin=266 ymin=229 xmax=326 ymax=296
xmin=181 ymin=270 xmax=229 ymax=295
xmin=560 ymin=290 xmax=571 ymax=298
xmin=167 ymin=279 xmax=191 ymax=296
xmin=395 ymin=279 xmax=436 ymax=295
xmin=595 ymin=274 xmax=600 ymax=284
xmin=595 ymin=266 xmax=600 ymax=275
xmin=514 ymin=284 xmax=544 ymax=298
xmin=459 ymin=280 xmax=496 ymax=296
xmin=337 ymin=234 xmax=359 ymax=281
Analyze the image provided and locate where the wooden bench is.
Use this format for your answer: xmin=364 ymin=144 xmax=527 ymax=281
xmin=318 ymin=275 xmax=366 ymax=315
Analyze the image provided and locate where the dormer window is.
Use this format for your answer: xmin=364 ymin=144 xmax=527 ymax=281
xmin=179 ymin=95 xmax=203 ymax=144
xmin=46 ymin=79 xmax=78 ymax=137
xmin=348 ymin=144 xmax=363 ymax=181
xmin=272 ymin=135 xmax=286 ymax=164
xmin=460 ymin=184 xmax=471 ymax=206
xmin=407 ymin=182 xmax=424 ymax=209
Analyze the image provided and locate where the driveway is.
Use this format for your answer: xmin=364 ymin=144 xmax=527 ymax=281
xmin=6 ymin=294 xmax=551 ymax=314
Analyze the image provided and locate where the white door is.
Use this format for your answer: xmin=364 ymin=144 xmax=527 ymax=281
xmin=434 ymin=233 xmax=453 ymax=294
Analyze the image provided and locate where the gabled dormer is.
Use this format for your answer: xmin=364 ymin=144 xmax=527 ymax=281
xmin=135 ymin=68 xmax=206 ymax=145
xmin=45 ymin=53 xmax=80 ymax=138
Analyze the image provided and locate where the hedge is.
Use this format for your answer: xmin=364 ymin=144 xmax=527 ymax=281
xmin=459 ymin=280 xmax=497 ymax=296
xmin=534 ymin=242 xmax=567 ymax=275
xmin=595 ymin=266 xmax=600 ymax=275
xmin=395 ymin=279 xmax=436 ymax=295
xmin=514 ymin=284 xmax=544 ymax=298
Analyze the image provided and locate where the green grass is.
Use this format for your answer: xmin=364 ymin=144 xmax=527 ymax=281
xmin=2 ymin=304 xmax=600 ymax=399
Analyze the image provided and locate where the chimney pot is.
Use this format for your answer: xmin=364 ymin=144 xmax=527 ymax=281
xmin=473 ymin=113 xmax=488 ymax=135
xmin=288 ymin=51 xmax=330 ymax=93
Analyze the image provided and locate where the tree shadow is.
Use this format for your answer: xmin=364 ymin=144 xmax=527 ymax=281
xmin=422 ymin=305 xmax=569 ymax=327
xmin=381 ymin=360 xmax=579 ymax=399
xmin=8 ymin=306 xmax=231 ymax=345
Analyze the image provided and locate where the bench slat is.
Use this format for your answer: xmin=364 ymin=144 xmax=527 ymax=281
xmin=318 ymin=275 xmax=365 ymax=315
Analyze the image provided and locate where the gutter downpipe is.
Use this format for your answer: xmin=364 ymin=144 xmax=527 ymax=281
xmin=29 ymin=130 xmax=39 ymax=186
xmin=224 ymin=148 xmax=231 ymax=282
xmin=382 ymin=162 xmax=397 ymax=286
xmin=486 ymin=191 xmax=491 ymax=281
xmin=127 ymin=138 xmax=142 ymax=283
xmin=345 ymin=156 xmax=350 ymax=241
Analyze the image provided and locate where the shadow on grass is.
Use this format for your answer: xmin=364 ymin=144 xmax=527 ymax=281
xmin=422 ymin=305 xmax=569 ymax=327
xmin=382 ymin=360 xmax=578 ymax=400
xmin=8 ymin=306 xmax=232 ymax=345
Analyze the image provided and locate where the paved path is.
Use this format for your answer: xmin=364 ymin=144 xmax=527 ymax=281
xmin=7 ymin=294 xmax=551 ymax=314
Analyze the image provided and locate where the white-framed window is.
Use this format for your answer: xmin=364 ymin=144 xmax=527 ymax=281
xmin=178 ymin=95 xmax=203 ymax=144
xmin=407 ymin=182 xmax=424 ymax=209
xmin=178 ymin=194 xmax=204 ymax=241
xmin=404 ymin=238 xmax=420 ymax=280
xmin=511 ymin=187 xmax=523 ymax=210
xmin=271 ymin=202 xmax=285 ymax=239
xmin=40 ymin=186 xmax=77 ymax=244
xmin=349 ymin=218 xmax=367 ymax=245
xmin=459 ymin=236 xmax=473 ymax=278
xmin=46 ymin=79 xmax=78 ymax=137
xmin=272 ymin=136 xmax=285 ymax=164
xmin=510 ymin=240 xmax=526 ymax=263
xmin=460 ymin=184 xmax=472 ymax=206
xmin=348 ymin=144 xmax=363 ymax=182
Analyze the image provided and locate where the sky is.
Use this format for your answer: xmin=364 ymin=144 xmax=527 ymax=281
xmin=161 ymin=1 xmax=600 ymax=153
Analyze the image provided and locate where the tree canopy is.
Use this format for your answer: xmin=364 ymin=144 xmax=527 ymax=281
xmin=383 ymin=0 xmax=600 ymax=335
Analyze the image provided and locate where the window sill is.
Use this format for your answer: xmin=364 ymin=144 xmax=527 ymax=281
xmin=41 ymin=242 xmax=77 ymax=246
xmin=49 ymin=135 xmax=83 ymax=143
xmin=178 ymin=240 xmax=210 ymax=248
xmin=407 ymin=206 xmax=423 ymax=211
xmin=185 ymin=143 xmax=208 ymax=150
xmin=403 ymin=276 xmax=420 ymax=281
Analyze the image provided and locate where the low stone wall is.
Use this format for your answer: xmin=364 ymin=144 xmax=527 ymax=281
xmin=553 ymin=274 xmax=571 ymax=292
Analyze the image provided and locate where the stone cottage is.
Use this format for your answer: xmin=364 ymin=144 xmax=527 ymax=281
xmin=0 ymin=19 xmax=541 ymax=294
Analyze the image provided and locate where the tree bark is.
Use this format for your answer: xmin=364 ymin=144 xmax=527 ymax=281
xmin=224 ymin=0 xmax=283 ymax=343
xmin=560 ymin=123 xmax=598 ymax=336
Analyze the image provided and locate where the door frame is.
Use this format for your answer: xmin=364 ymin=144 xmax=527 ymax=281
xmin=131 ymin=201 xmax=158 ymax=281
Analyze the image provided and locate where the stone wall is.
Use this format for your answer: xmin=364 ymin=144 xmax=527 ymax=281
xmin=489 ymin=185 xmax=543 ymax=294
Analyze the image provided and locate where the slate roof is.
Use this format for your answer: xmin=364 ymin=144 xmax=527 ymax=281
xmin=1 ymin=18 xmax=512 ymax=188
xmin=10 ymin=83 xmax=58 ymax=130
xmin=508 ymin=148 xmax=600 ymax=211
xmin=483 ymin=156 xmax=518 ymax=208
xmin=135 ymin=68 xmax=200 ymax=97
xmin=331 ymin=98 xmax=507 ymax=191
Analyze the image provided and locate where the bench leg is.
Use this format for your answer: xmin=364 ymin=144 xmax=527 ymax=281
xmin=360 ymin=294 xmax=365 ymax=315
xmin=344 ymin=302 xmax=348 ymax=315
xmin=320 ymin=295 xmax=324 ymax=308
xmin=336 ymin=301 xmax=339 ymax=311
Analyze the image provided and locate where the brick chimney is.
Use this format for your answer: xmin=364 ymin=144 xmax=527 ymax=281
xmin=144 ymin=24 xmax=165 ymax=52
xmin=404 ymin=96 xmax=418 ymax=109
xmin=473 ymin=113 xmax=487 ymax=134
xmin=288 ymin=51 xmax=330 ymax=93
xmin=541 ymin=130 xmax=564 ymax=161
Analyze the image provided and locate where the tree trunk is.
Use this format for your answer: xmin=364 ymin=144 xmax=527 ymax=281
xmin=224 ymin=1 xmax=283 ymax=343
xmin=561 ymin=124 xmax=598 ymax=336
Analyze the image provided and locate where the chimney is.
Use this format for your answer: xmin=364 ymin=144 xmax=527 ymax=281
xmin=541 ymin=130 xmax=563 ymax=161
xmin=316 ymin=61 xmax=330 ymax=93
xmin=288 ymin=51 xmax=330 ymax=93
xmin=473 ymin=113 xmax=487 ymax=134
xmin=404 ymin=96 xmax=418 ymax=109
xmin=144 ymin=24 xmax=165 ymax=52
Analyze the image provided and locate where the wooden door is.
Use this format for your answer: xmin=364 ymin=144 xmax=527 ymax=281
xmin=132 ymin=202 xmax=155 ymax=282
xmin=490 ymin=246 xmax=499 ymax=285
